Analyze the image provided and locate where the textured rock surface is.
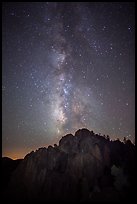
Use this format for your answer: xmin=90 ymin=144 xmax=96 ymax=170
xmin=2 ymin=129 xmax=135 ymax=202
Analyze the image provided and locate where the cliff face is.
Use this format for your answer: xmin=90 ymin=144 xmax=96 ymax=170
xmin=2 ymin=157 xmax=22 ymax=191
xmin=3 ymin=129 xmax=135 ymax=202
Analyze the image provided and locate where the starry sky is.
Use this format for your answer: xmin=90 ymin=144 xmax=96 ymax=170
xmin=2 ymin=2 xmax=135 ymax=159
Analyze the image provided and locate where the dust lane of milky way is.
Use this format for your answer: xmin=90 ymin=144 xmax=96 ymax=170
xmin=2 ymin=2 xmax=135 ymax=159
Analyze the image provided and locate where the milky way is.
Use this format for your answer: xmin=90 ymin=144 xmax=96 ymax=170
xmin=2 ymin=2 xmax=135 ymax=159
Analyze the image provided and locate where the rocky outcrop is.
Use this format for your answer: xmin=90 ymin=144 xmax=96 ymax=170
xmin=2 ymin=157 xmax=22 ymax=191
xmin=2 ymin=128 xmax=135 ymax=202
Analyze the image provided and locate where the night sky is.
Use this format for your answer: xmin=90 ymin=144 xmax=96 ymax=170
xmin=2 ymin=2 xmax=135 ymax=159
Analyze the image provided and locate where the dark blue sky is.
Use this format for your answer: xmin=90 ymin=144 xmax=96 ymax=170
xmin=2 ymin=2 xmax=135 ymax=159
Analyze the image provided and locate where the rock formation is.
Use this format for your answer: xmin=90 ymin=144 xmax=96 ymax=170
xmin=2 ymin=128 xmax=135 ymax=202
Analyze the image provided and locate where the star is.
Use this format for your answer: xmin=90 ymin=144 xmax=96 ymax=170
xmin=2 ymin=2 xmax=135 ymax=159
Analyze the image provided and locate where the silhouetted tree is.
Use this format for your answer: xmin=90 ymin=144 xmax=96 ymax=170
xmin=123 ymin=137 xmax=127 ymax=144
xmin=106 ymin=135 xmax=110 ymax=141
xmin=125 ymin=139 xmax=132 ymax=145
xmin=103 ymin=135 xmax=106 ymax=138
xmin=2 ymin=128 xmax=135 ymax=203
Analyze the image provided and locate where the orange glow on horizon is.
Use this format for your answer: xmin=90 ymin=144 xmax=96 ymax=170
xmin=2 ymin=147 xmax=37 ymax=160
xmin=2 ymin=143 xmax=54 ymax=160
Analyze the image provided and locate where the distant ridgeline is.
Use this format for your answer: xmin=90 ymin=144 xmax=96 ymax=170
xmin=2 ymin=129 xmax=135 ymax=202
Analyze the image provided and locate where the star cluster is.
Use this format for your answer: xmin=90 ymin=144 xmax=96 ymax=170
xmin=2 ymin=2 xmax=135 ymax=159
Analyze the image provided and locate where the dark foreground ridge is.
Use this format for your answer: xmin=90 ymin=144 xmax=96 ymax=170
xmin=2 ymin=129 xmax=135 ymax=202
